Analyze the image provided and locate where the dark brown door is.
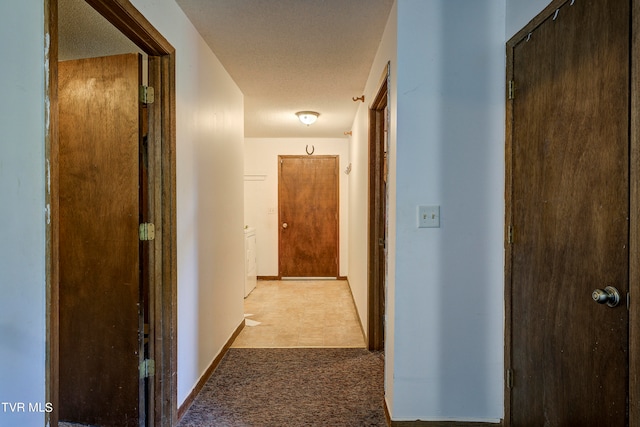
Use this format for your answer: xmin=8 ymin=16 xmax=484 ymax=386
xmin=58 ymin=53 xmax=144 ymax=427
xmin=508 ymin=0 xmax=629 ymax=425
xmin=279 ymin=155 xmax=339 ymax=277
xmin=369 ymin=69 xmax=389 ymax=351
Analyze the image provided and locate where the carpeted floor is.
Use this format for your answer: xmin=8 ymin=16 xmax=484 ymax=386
xmin=177 ymin=348 xmax=387 ymax=427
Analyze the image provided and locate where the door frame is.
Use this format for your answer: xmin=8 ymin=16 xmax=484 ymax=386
xmin=367 ymin=62 xmax=390 ymax=351
xmin=504 ymin=0 xmax=640 ymax=424
xmin=45 ymin=1 xmax=177 ymax=426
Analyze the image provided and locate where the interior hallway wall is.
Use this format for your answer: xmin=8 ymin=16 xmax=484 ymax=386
xmin=348 ymin=0 xmax=398 ymax=408
xmin=131 ymin=0 xmax=246 ymax=407
xmin=0 ymin=2 xmax=47 ymax=426
xmin=244 ymin=138 xmax=350 ymax=278
xmin=389 ymin=0 xmax=505 ymax=421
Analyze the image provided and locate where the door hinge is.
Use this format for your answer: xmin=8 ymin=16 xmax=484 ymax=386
xmin=140 ymin=85 xmax=155 ymax=104
xmin=506 ymin=369 xmax=514 ymax=389
xmin=139 ymin=359 xmax=155 ymax=379
xmin=139 ymin=223 xmax=155 ymax=241
xmin=508 ymin=225 xmax=514 ymax=244
xmin=508 ymin=80 xmax=515 ymax=100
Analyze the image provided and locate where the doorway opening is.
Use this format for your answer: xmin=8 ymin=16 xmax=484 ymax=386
xmin=45 ymin=1 xmax=177 ymax=426
xmin=367 ymin=62 xmax=390 ymax=351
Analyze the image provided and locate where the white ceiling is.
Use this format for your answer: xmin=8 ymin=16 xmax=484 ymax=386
xmin=59 ymin=0 xmax=144 ymax=61
xmin=59 ymin=0 xmax=394 ymax=138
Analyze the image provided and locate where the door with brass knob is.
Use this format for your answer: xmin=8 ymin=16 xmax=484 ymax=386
xmin=278 ymin=155 xmax=338 ymax=278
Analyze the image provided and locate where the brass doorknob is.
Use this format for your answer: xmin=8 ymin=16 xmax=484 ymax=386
xmin=282 ymin=222 xmax=288 ymax=229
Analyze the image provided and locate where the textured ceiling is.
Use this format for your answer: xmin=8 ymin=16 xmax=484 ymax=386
xmin=175 ymin=0 xmax=394 ymax=138
xmin=58 ymin=0 xmax=144 ymax=61
xmin=59 ymin=0 xmax=394 ymax=138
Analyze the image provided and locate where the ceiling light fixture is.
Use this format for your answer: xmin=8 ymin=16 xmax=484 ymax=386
xmin=296 ymin=111 xmax=319 ymax=126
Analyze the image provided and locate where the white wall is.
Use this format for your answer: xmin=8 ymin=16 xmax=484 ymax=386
xmin=0 ymin=2 xmax=47 ymax=426
xmin=389 ymin=0 xmax=506 ymax=421
xmin=348 ymin=0 xmax=398 ymax=409
xmin=244 ymin=138 xmax=350 ymax=277
xmin=131 ymin=0 xmax=246 ymax=407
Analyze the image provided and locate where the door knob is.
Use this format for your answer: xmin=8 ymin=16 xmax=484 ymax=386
xmin=282 ymin=222 xmax=288 ymax=229
xmin=592 ymin=286 xmax=620 ymax=307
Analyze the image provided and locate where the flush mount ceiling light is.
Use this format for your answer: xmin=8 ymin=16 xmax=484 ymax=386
xmin=296 ymin=111 xmax=319 ymax=126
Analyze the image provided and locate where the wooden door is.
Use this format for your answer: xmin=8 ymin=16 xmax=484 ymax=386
xmin=58 ymin=53 xmax=143 ymax=427
xmin=278 ymin=156 xmax=339 ymax=277
xmin=369 ymin=67 xmax=389 ymax=351
xmin=507 ymin=0 xmax=629 ymax=425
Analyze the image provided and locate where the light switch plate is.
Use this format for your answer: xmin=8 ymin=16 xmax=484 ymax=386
xmin=418 ymin=205 xmax=440 ymax=228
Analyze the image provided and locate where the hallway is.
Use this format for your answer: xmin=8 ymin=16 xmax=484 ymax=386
xmin=1 ymin=1 xmax=513 ymax=424
xmin=177 ymin=280 xmax=386 ymax=426
xmin=232 ymin=280 xmax=365 ymax=348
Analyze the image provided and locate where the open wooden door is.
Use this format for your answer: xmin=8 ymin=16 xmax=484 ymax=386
xmin=368 ymin=64 xmax=389 ymax=351
xmin=278 ymin=155 xmax=339 ymax=278
xmin=506 ymin=0 xmax=630 ymax=424
xmin=58 ymin=53 xmax=145 ymax=427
